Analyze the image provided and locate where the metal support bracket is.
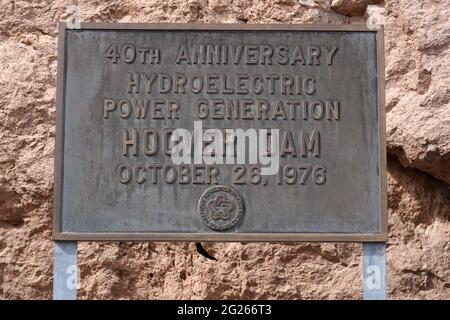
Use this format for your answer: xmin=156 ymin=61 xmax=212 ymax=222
xmin=52 ymin=241 xmax=387 ymax=300
xmin=363 ymin=242 xmax=387 ymax=300
xmin=53 ymin=241 xmax=78 ymax=300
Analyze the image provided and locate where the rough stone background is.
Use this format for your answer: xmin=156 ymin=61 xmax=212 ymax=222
xmin=0 ymin=0 xmax=449 ymax=299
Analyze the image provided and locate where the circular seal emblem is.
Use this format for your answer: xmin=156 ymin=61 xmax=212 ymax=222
xmin=198 ymin=185 xmax=245 ymax=231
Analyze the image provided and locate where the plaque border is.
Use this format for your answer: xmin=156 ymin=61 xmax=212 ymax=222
xmin=53 ymin=23 xmax=387 ymax=242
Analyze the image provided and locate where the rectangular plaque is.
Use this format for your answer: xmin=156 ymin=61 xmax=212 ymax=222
xmin=53 ymin=23 xmax=387 ymax=242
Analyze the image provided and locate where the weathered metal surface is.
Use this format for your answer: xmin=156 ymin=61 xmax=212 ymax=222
xmin=53 ymin=24 xmax=386 ymax=241
xmin=53 ymin=241 xmax=77 ymax=300
xmin=363 ymin=242 xmax=387 ymax=299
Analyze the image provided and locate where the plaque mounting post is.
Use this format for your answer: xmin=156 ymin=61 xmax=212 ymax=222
xmin=362 ymin=242 xmax=386 ymax=300
xmin=53 ymin=241 xmax=78 ymax=300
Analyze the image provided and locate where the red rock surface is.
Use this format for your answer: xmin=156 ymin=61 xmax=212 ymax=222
xmin=331 ymin=0 xmax=382 ymax=16
xmin=0 ymin=0 xmax=448 ymax=299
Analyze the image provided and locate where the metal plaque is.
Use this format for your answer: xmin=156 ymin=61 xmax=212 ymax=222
xmin=54 ymin=24 xmax=387 ymax=242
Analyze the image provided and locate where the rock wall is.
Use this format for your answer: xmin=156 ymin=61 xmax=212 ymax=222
xmin=0 ymin=0 xmax=448 ymax=299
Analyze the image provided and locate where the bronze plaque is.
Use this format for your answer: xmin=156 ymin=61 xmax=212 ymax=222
xmin=53 ymin=24 xmax=387 ymax=242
